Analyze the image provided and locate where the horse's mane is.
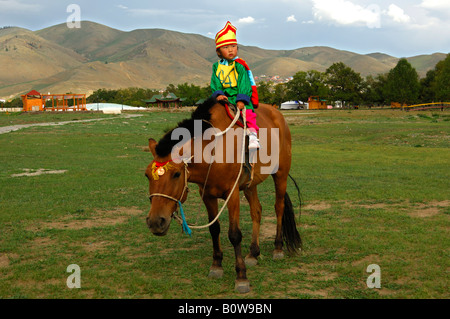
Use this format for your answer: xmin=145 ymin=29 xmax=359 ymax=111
xmin=155 ymin=97 xmax=225 ymax=157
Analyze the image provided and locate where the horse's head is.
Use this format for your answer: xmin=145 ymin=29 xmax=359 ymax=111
xmin=145 ymin=138 xmax=189 ymax=236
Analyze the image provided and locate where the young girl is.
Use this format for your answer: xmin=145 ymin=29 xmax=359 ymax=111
xmin=210 ymin=21 xmax=260 ymax=149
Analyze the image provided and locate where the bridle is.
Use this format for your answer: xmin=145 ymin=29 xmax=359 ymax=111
xmin=148 ymin=159 xmax=190 ymax=205
xmin=148 ymin=157 xmax=193 ymax=235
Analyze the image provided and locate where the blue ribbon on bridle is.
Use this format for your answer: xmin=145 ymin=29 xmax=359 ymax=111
xmin=178 ymin=201 xmax=192 ymax=237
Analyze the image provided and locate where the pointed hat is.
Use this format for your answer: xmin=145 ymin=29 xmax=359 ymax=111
xmin=215 ymin=21 xmax=237 ymax=49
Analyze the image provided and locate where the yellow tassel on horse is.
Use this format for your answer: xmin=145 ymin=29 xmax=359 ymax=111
xmin=151 ymin=161 xmax=174 ymax=180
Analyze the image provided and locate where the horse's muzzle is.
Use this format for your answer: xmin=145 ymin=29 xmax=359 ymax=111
xmin=146 ymin=215 xmax=170 ymax=236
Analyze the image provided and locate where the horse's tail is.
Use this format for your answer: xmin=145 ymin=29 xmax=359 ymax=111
xmin=282 ymin=174 xmax=302 ymax=254
xmin=288 ymin=173 xmax=302 ymax=214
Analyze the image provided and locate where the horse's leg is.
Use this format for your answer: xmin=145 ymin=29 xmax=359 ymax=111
xmin=272 ymin=172 xmax=288 ymax=260
xmin=202 ymin=194 xmax=223 ymax=278
xmin=227 ymin=188 xmax=250 ymax=293
xmin=244 ymin=185 xmax=262 ymax=267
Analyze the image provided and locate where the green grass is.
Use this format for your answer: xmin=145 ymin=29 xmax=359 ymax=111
xmin=0 ymin=108 xmax=449 ymax=299
xmin=0 ymin=111 xmax=113 ymax=127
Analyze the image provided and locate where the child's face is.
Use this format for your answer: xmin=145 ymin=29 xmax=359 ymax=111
xmin=218 ymin=44 xmax=238 ymax=60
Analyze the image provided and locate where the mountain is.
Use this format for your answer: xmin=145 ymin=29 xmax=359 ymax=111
xmin=0 ymin=27 xmax=86 ymax=90
xmin=0 ymin=21 xmax=447 ymax=100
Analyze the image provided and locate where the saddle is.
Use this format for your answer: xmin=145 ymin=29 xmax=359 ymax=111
xmin=223 ymin=103 xmax=256 ymax=188
xmin=224 ymin=103 xmax=245 ymax=128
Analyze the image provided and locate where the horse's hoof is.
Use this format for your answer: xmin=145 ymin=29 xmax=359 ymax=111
xmin=245 ymin=255 xmax=258 ymax=267
xmin=208 ymin=267 xmax=224 ymax=279
xmin=235 ymin=280 xmax=251 ymax=294
xmin=273 ymin=250 xmax=284 ymax=260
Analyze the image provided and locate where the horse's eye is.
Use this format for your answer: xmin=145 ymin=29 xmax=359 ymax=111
xmin=173 ymin=172 xmax=181 ymax=179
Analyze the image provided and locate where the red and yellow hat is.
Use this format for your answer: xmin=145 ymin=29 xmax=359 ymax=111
xmin=215 ymin=21 xmax=237 ymax=49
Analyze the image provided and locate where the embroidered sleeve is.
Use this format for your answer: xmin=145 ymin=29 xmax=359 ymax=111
xmin=235 ymin=63 xmax=252 ymax=105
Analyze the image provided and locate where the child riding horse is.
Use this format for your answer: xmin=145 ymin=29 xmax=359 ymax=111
xmin=211 ymin=21 xmax=261 ymax=150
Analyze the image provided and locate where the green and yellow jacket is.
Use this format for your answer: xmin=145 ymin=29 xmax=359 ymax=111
xmin=210 ymin=58 xmax=255 ymax=110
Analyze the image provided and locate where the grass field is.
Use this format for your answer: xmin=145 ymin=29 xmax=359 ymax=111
xmin=0 ymin=108 xmax=449 ymax=299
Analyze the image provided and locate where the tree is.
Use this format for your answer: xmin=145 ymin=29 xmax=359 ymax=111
xmin=419 ymin=69 xmax=437 ymax=102
xmin=272 ymin=83 xmax=288 ymax=106
xmin=286 ymin=70 xmax=328 ymax=102
xmin=86 ymin=87 xmax=158 ymax=107
xmin=286 ymin=71 xmax=310 ymax=102
xmin=325 ymin=62 xmax=363 ymax=106
xmin=166 ymin=83 xmax=210 ymax=106
xmin=87 ymin=88 xmax=118 ymax=103
xmin=4 ymin=97 xmax=22 ymax=108
xmin=307 ymin=70 xmax=329 ymax=99
xmin=384 ymin=58 xmax=420 ymax=105
xmin=434 ymin=53 xmax=450 ymax=101
xmin=364 ymin=73 xmax=388 ymax=106
xmin=257 ymin=81 xmax=274 ymax=104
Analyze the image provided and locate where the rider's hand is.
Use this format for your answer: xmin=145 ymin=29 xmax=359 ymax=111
xmin=237 ymin=101 xmax=245 ymax=110
xmin=216 ymin=95 xmax=228 ymax=101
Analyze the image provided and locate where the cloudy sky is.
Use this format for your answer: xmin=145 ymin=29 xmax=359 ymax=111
xmin=0 ymin=0 xmax=449 ymax=57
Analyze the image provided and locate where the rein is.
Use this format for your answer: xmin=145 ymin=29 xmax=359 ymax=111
xmin=148 ymin=105 xmax=247 ymax=235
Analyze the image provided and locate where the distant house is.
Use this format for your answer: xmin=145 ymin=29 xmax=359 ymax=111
xmin=143 ymin=93 xmax=185 ymax=108
xmin=307 ymin=96 xmax=327 ymax=110
xmin=21 ymin=90 xmax=44 ymax=111
xmin=21 ymin=90 xmax=87 ymax=112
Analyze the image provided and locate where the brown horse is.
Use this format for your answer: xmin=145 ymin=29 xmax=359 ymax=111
xmin=145 ymin=98 xmax=301 ymax=293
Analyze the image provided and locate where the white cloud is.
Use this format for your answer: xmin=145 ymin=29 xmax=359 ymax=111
xmin=116 ymin=5 xmax=128 ymax=10
xmin=419 ymin=0 xmax=450 ymax=10
xmin=0 ymin=0 xmax=40 ymax=12
xmin=286 ymin=15 xmax=297 ymax=22
xmin=311 ymin=0 xmax=380 ymax=27
xmin=418 ymin=0 xmax=450 ymax=19
xmin=238 ymin=16 xmax=255 ymax=24
xmin=387 ymin=4 xmax=411 ymax=23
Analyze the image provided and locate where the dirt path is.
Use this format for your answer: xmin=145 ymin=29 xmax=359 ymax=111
xmin=0 ymin=114 xmax=142 ymax=135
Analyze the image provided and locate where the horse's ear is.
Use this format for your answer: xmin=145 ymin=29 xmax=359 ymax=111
xmin=148 ymin=138 xmax=157 ymax=157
